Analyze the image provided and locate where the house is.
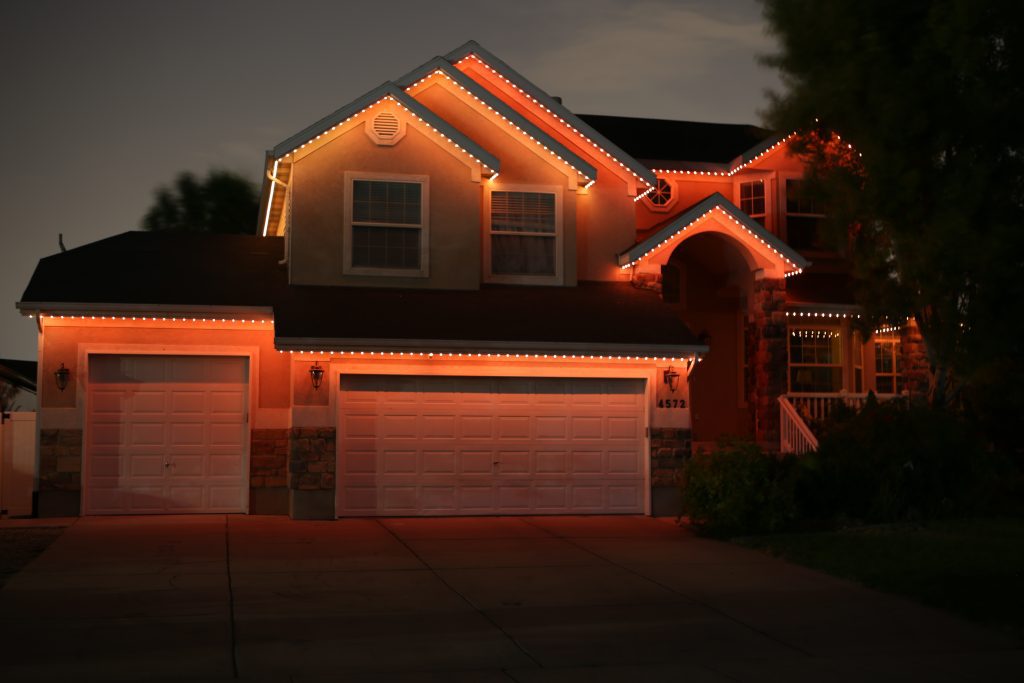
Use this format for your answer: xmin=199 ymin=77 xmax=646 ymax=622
xmin=17 ymin=41 xmax=928 ymax=519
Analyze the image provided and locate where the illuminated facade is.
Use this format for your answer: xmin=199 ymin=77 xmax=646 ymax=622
xmin=18 ymin=41 xmax=923 ymax=518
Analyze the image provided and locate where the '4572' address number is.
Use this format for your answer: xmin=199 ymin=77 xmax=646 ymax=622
xmin=657 ymin=399 xmax=687 ymax=409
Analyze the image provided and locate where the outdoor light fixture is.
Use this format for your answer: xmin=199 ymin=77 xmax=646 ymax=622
xmin=663 ymin=366 xmax=681 ymax=393
xmin=309 ymin=363 xmax=325 ymax=390
xmin=54 ymin=363 xmax=70 ymax=392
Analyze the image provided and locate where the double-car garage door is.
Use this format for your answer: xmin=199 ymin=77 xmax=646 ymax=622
xmin=337 ymin=376 xmax=647 ymax=516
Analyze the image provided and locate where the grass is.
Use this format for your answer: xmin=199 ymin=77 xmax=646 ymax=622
xmin=738 ymin=517 xmax=1024 ymax=637
xmin=0 ymin=527 xmax=64 ymax=588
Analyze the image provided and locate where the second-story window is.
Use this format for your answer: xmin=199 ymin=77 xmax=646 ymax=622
xmin=344 ymin=173 xmax=429 ymax=277
xmin=487 ymin=188 xmax=561 ymax=284
xmin=785 ymin=179 xmax=825 ymax=249
xmin=739 ymin=180 xmax=766 ymax=226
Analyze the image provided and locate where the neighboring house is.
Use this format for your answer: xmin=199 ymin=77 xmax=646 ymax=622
xmin=17 ymin=41 xmax=927 ymax=519
xmin=0 ymin=358 xmax=37 ymax=413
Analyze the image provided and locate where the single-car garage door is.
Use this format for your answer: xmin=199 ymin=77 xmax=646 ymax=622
xmin=337 ymin=376 xmax=646 ymax=516
xmin=84 ymin=355 xmax=249 ymax=515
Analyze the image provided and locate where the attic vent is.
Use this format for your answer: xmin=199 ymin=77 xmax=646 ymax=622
xmin=366 ymin=111 xmax=406 ymax=146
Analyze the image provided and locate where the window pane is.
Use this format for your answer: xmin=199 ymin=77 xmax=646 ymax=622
xmin=353 ymin=180 xmax=421 ymax=225
xmin=789 ymin=367 xmax=843 ymax=393
xmin=352 ymin=225 xmax=420 ymax=269
xmin=786 ymin=179 xmax=823 ymax=215
xmin=492 ymin=192 xmax=556 ymax=234
xmin=787 ymin=216 xmax=824 ymax=250
xmin=740 ymin=181 xmax=765 ymax=217
xmin=491 ymin=234 xmax=555 ymax=275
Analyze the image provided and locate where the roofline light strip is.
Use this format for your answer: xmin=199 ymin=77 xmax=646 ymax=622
xmin=31 ymin=314 xmax=273 ymax=324
xmin=405 ymin=70 xmax=592 ymax=181
xmin=618 ymin=206 xmax=802 ymax=273
xmin=455 ymin=54 xmax=654 ymax=190
xmin=785 ymin=311 xmax=861 ymax=319
xmin=278 ymin=349 xmax=702 ymax=363
xmin=280 ymin=96 xmax=495 ymax=174
xmin=261 ymin=158 xmax=280 ymax=237
xmin=650 ymin=132 xmax=799 ymax=178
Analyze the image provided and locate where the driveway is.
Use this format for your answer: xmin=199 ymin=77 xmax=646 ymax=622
xmin=0 ymin=515 xmax=1020 ymax=681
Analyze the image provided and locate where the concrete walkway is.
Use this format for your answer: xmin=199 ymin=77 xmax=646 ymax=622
xmin=0 ymin=515 xmax=1020 ymax=682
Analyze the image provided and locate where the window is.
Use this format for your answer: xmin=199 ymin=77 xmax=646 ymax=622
xmin=487 ymin=188 xmax=560 ymax=283
xmin=788 ymin=327 xmax=843 ymax=393
xmin=739 ymin=180 xmax=766 ymax=226
xmin=345 ymin=174 xmax=428 ymax=276
xmin=646 ymin=178 xmax=674 ymax=210
xmin=874 ymin=338 xmax=904 ymax=394
xmin=785 ymin=179 xmax=825 ymax=249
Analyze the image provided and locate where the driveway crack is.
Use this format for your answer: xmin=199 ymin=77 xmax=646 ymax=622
xmin=224 ymin=515 xmax=239 ymax=679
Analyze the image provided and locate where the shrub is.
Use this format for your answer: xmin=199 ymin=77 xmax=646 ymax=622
xmin=802 ymin=398 xmax=999 ymax=524
xmin=680 ymin=439 xmax=799 ymax=537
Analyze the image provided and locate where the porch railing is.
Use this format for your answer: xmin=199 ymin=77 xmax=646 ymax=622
xmin=783 ymin=392 xmax=887 ymax=423
xmin=778 ymin=396 xmax=818 ymax=454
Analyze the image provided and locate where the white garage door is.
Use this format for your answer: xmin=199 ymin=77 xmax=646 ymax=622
xmin=337 ymin=376 xmax=647 ymax=516
xmin=84 ymin=355 xmax=249 ymax=515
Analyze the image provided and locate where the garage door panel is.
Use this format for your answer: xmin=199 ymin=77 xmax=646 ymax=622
xmin=85 ymin=355 xmax=248 ymax=515
xmin=337 ymin=375 xmax=645 ymax=516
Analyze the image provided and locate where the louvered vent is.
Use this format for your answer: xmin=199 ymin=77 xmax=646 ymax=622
xmin=373 ymin=112 xmax=400 ymax=139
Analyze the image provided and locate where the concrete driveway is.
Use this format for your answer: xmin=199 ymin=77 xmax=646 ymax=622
xmin=0 ymin=516 xmax=1020 ymax=682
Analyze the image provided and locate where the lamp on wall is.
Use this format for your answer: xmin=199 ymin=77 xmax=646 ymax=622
xmin=54 ymin=363 xmax=70 ymax=392
xmin=663 ymin=366 xmax=681 ymax=393
xmin=309 ymin=363 xmax=325 ymax=390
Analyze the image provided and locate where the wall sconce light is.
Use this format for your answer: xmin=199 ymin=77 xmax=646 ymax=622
xmin=54 ymin=363 xmax=70 ymax=392
xmin=309 ymin=363 xmax=325 ymax=390
xmin=663 ymin=366 xmax=681 ymax=393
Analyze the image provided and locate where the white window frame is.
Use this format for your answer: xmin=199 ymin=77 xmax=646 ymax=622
xmin=737 ymin=178 xmax=767 ymax=226
xmin=787 ymin=325 xmax=845 ymax=394
xmin=643 ymin=177 xmax=677 ymax=213
xmin=873 ymin=336 xmax=904 ymax=395
xmin=343 ymin=171 xmax=430 ymax=278
xmin=484 ymin=183 xmax=563 ymax=285
xmin=781 ymin=175 xmax=826 ymax=248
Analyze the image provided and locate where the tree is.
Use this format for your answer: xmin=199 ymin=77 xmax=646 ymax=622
xmin=142 ymin=170 xmax=260 ymax=234
xmin=760 ymin=0 xmax=1024 ymax=446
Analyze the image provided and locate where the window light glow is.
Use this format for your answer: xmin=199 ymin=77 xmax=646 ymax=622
xmin=405 ymin=70 xmax=592 ymax=182
xmin=455 ymin=54 xmax=653 ymax=190
xmin=619 ymin=206 xmax=802 ymax=274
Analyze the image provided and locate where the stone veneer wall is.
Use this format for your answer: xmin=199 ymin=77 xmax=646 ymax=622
xmin=749 ymin=279 xmax=787 ymax=448
xmin=250 ymin=429 xmax=288 ymax=488
xmin=288 ymin=427 xmax=336 ymax=519
xmin=900 ymin=319 xmax=931 ymax=400
xmin=39 ymin=429 xmax=82 ymax=492
xmin=650 ymin=427 xmax=691 ymax=486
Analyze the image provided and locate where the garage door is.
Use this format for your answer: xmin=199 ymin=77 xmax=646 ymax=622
xmin=84 ymin=355 xmax=249 ymax=515
xmin=337 ymin=376 xmax=646 ymax=516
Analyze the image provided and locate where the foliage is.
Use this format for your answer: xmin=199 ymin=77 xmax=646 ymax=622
xmin=799 ymin=398 xmax=1003 ymax=523
xmin=142 ymin=170 xmax=260 ymax=234
xmin=760 ymin=1 xmax=1024 ymax=447
xmin=680 ymin=439 xmax=800 ymax=537
xmin=0 ymin=380 xmax=21 ymax=413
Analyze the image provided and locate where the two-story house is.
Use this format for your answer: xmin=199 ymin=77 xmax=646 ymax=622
xmin=18 ymin=41 xmax=927 ymax=519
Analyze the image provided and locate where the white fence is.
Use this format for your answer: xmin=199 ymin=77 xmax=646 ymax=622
xmin=1 ymin=412 xmax=36 ymax=517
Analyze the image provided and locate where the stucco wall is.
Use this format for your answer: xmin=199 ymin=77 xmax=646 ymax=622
xmin=288 ymin=104 xmax=483 ymax=290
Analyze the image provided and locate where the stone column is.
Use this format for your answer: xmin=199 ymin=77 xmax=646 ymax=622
xmin=900 ymin=318 xmax=931 ymax=402
xmin=749 ymin=278 xmax=787 ymax=449
xmin=288 ymin=427 xmax=337 ymax=519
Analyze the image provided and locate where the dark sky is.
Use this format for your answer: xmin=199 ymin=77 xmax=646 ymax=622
xmin=0 ymin=0 xmax=780 ymax=361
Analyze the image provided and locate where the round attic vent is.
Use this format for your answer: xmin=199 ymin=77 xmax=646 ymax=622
xmin=372 ymin=112 xmax=400 ymax=139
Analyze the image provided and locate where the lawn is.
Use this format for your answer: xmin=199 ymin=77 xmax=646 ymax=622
xmin=738 ymin=517 xmax=1024 ymax=637
xmin=0 ymin=527 xmax=64 ymax=588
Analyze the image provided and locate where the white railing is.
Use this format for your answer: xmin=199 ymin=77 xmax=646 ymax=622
xmin=783 ymin=392 xmax=885 ymax=423
xmin=778 ymin=396 xmax=818 ymax=454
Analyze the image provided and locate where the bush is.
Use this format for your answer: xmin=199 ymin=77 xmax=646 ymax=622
xmin=801 ymin=398 xmax=1000 ymax=524
xmin=680 ymin=439 xmax=800 ymax=537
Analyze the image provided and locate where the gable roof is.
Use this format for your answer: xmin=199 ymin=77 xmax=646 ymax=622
xmin=270 ymin=82 xmax=499 ymax=172
xmin=618 ymin=193 xmax=809 ymax=273
xmin=396 ymin=57 xmax=597 ymax=182
xmin=445 ymin=41 xmax=658 ymax=189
